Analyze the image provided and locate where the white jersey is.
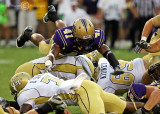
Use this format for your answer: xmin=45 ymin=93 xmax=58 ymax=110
xmin=97 ymin=58 xmax=146 ymax=93
xmin=17 ymin=73 xmax=78 ymax=108
xmin=30 ymin=56 xmax=94 ymax=80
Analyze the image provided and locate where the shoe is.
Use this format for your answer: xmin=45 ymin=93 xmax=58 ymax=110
xmin=16 ymin=26 xmax=32 ymax=48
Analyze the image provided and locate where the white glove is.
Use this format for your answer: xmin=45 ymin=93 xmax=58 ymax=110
xmin=45 ymin=60 xmax=53 ymax=72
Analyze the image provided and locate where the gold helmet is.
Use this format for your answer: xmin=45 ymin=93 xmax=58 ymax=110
xmin=9 ymin=72 xmax=31 ymax=100
xmin=86 ymin=50 xmax=99 ymax=67
xmin=72 ymin=18 xmax=95 ymax=48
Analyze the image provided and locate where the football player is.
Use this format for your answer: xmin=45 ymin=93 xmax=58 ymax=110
xmin=16 ymin=5 xmax=124 ymax=75
xmin=135 ymin=14 xmax=160 ymax=67
xmin=9 ymin=72 xmax=144 ymax=114
xmin=127 ymin=62 xmax=160 ymax=114
xmin=86 ymin=50 xmax=155 ymax=94
xmin=15 ymin=54 xmax=95 ymax=81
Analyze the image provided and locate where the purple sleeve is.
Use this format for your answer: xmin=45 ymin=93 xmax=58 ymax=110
xmin=127 ymin=83 xmax=146 ymax=101
xmin=44 ymin=39 xmax=51 ymax=44
xmin=53 ymin=30 xmax=65 ymax=48
xmin=94 ymin=28 xmax=105 ymax=49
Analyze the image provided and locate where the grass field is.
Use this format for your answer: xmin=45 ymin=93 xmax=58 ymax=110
xmin=0 ymin=46 xmax=147 ymax=113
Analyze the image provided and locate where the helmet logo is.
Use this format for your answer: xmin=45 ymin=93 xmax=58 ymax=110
xmin=80 ymin=18 xmax=88 ymax=33
xmin=11 ymin=78 xmax=22 ymax=91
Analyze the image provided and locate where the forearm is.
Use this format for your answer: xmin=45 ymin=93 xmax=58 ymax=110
xmin=99 ymin=45 xmax=119 ymax=69
xmin=45 ymin=44 xmax=61 ymax=65
xmin=144 ymin=89 xmax=160 ymax=111
xmin=141 ymin=20 xmax=153 ymax=40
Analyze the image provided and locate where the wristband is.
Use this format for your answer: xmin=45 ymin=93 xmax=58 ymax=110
xmin=141 ymin=36 xmax=147 ymax=41
xmin=45 ymin=60 xmax=52 ymax=67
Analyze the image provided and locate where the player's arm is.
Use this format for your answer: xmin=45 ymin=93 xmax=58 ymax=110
xmin=135 ymin=15 xmax=160 ymax=53
xmin=20 ymin=104 xmax=32 ymax=113
xmin=98 ymin=44 xmax=124 ymax=75
xmin=45 ymin=43 xmax=61 ymax=72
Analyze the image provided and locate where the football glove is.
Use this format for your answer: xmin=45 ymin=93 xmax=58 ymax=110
xmin=111 ymin=66 xmax=124 ymax=75
xmin=43 ymin=5 xmax=60 ymax=23
xmin=134 ymin=40 xmax=151 ymax=53
xmin=0 ymin=97 xmax=9 ymax=108
xmin=135 ymin=107 xmax=150 ymax=114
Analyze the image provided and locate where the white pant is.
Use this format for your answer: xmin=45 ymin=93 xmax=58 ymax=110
xmin=18 ymin=10 xmax=38 ymax=35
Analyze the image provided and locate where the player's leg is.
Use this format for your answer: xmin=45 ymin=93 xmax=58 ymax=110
xmin=101 ymin=90 xmax=127 ymax=113
xmin=16 ymin=26 xmax=45 ymax=48
xmin=15 ymin=62 xmax=40 ymax=77
xmin=75 ymin=80 xmax=105 ymax=114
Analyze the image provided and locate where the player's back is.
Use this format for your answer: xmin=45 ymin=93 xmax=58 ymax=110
xmin=17 ymin=73 xmax=62 ymax=108
xmin=97 ymin=58 xmax=146 ymax=93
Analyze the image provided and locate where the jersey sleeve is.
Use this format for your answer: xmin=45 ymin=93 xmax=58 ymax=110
xmin=53 ymin=30 xmax=66 ymax=48
xmin=94 ymin=28 xmax=105 ymax=49
xmin=17 ymin=89 xmax=40 ymax=108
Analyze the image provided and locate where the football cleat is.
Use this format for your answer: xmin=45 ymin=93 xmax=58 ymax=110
xmin=16 ymin=26 xmax=33 ymax=48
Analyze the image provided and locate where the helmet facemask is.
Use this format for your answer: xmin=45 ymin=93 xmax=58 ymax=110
xmin=74 ymin=36 xmax=94 ymax=48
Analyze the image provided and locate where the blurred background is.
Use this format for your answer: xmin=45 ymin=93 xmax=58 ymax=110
xmin=0 ymin=0 xmax=160 ymax=50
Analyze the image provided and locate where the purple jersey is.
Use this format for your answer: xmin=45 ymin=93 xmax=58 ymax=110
xmin=52 ymin=26 xmax=105 ymax=55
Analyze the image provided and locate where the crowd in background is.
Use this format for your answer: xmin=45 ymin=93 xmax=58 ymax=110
xmin=0 ymin=0 xmax=160 ymax=50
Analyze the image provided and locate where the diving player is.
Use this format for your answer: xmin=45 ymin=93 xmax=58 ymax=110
xmin=16 ymin=5 xmax=124 ymax=75
xmin=9 ymin=72 xmax=144 ymax=114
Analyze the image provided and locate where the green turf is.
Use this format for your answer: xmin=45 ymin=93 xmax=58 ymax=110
xmin=0 ymin=47 xmax=147 ymax=113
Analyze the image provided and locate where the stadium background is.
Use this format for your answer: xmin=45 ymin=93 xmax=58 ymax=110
xmin=0 ymin=0 xmax=159 ymax=113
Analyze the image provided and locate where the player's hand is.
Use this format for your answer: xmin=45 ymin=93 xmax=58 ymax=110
xmin=111 ymin=66 xmax=124 ymax=75
xmin=64 ymin=109 xmax=71 ymax=114
xmin=134 ymin=40 xmax=151 ymax=53
xmin=0 ymin=97 xmax=9 ymax=108
xmin=49 ymin=95 xmax=67 ymax=111
xmin=43 ymin=5 xmax=59 ymax=23
xmin=45 ymin=60 xmax=53 ymax=72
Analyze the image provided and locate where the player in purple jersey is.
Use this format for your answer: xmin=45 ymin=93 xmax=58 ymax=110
xmin=127 ymin=62 xmax=160 ymax=114
xmin=16 ymin=5 xmax=124 ymax=75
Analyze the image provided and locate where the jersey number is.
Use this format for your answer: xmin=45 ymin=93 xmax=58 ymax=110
xmin=111 ymin=61 xmax=134 ymax=85
xmin=41 ymin=75 xmax=62 ymax=85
